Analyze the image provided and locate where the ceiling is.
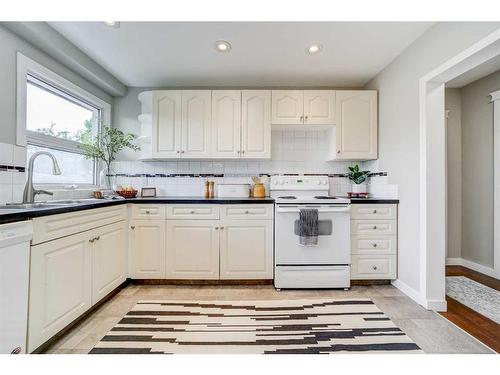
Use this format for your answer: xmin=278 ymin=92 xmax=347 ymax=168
xmin=48 ymin=22 xmax=433 ymax=88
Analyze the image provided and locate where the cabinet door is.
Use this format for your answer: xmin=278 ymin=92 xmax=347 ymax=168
xmin=336 ymin=90 xmax=378 ymax=160
xmin=181 ymin=90 xmax=212 ymax=158
xmin=28 ymin=231 xmax=92 ymax=352
xmin=166 ymin=220 xmax=219 ymax=279
xmin=211 ymin=90 xmax=241 ymax=158
xmin=241 ymin=90 xmax=271 ymax=158
xmin=219 ymin=220 xmax=273 ymax=279
xmin=303 ymin=90 xmax=335 ymax=125
xmin=92 ymin=221 xmax=127 ymax=305
xmin=152 ymin=90 xmax=182 ymax=158
xmin=271 ymin=90 xmax=304 ymax=125
xmin=130 ymin=219 xmax=166 ymax=279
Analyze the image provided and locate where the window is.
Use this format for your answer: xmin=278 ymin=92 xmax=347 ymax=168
xmin=25 ymin=75 xmax=101 ymax=186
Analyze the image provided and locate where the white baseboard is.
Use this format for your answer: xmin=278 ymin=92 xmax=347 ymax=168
xmin=425 ymin=299 xmax=447 ymax=311
xmin=391 ymin=279 xmax=424 ymax=306
xmin=445 ymin=257 xmax=499 ymax=279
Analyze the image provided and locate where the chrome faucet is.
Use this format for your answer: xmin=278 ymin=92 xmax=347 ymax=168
xmin=22 ymin=151 xmax=62 ymax=203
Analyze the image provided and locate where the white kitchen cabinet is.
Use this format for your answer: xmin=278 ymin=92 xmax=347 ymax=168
xmin=335 ymin=90 xmax=378 ymax=160
xmin=166 ymin=220 xmax=219 ymax=279
xmin=28 ymin=230 xmax=92 ymax=352
xmin=181 ymin=90 xmax=212 ymax=158
xmin=91 ymin=221 xmax=127 ymax=305
xmin=303 ymin=90 xmax=336 ymax=125
xmin=350 ymin=204 xmax=397 ymax=280
xmin=130 ymin=219 xmax=166 ymax=279
xmin=271 ymin=90 xmax=304 ymax=125
xmin=152 ymin=90 xmax=182 ymax=158
xmin=219 ymin=219 xmax=273 ymax=279
xmin=241 ymin=90 xmax=271 ymax=158
xmin=211 ymin=90 xmax=242 ymax=158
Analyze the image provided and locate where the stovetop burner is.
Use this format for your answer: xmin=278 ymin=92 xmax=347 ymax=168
xmin=278 ymin=196 xmax=297 ymax=199
xmin=314 ymin=196 xmax=337 ymax=199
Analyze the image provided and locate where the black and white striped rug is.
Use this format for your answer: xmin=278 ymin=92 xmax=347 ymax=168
xmin=89 ymin=299 xmax=422 ymax=354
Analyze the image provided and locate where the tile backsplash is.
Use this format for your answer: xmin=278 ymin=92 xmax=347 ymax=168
xmin=0 ymin=142 xmax=27 ymax=205
xmin=0 ymin=130 xmax=398 ymax=203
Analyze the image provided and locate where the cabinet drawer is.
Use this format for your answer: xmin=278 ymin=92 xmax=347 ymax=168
xmin=166 ymin=205 xmax=219 ymax=220
xmin=131 ymin=204 xmax=166 ymax=220
xmin=351 ymin=219 xmax=396 ymax=235
xmin=351 ymin=204 xmax=397 ymax=220
xmin=351 ymin=235 xmax=397 ymax=255
xmin=351 ymin=255 xmax=397 ymax=280
xmin=32 ymin=205 xmax=126 ymax=245
xmin=220 ymin=204 xmax=273 ymax=220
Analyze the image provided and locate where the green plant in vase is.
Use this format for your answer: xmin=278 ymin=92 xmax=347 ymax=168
xmin=79 ymin=125 xmax=140 ymax=190
xmin=347 ymin=164 xmax=371 ymax=194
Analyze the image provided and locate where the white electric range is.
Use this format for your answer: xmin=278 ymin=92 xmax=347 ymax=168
xmin=270 ymin=175 xmax=351 ymax=289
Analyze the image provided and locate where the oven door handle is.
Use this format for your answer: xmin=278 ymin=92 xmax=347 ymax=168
xmin=276 ymin=205 xmax=351 ymax=213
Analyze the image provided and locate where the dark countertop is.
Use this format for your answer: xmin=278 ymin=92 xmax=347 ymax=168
xmin=346 ymin=197 xmax=399 ymax=204
xmin=0 ymin=196 xmax=275 ymax=225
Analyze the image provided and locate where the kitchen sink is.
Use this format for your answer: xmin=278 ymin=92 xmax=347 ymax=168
xmin=0 ymin=199 xmax=103 ymax=211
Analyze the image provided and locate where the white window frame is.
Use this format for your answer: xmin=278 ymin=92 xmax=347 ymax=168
xmin=16 ymin=52 xmax=111 ymax=188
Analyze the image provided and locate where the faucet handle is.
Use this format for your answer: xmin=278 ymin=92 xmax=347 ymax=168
xmin=36 ymin=190 xmax=54 ymax=196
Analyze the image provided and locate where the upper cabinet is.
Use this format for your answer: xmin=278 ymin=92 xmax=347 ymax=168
xmin=241 ymin=90 xmax=271 ymax=158
xmin=181 ymin=91 xmax=212 ymax=158
xmin=271 ymin=90 xmax=304 ymax=124
xmin=151 ymin=90 xmax=182 ymax=158
xmin=212 ymin=90 xmax=242 ymax=158
xmin=272 ymin=90 xmax=335 ymax=125
xmin=141 ymin=88 xmax=377 ymax=161
xmin=334 ymin=90 xmax=378 ymax=160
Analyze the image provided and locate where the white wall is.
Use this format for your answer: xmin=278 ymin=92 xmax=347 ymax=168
xmin=461 ymin=69 xmax=500 ymax=268
xmin=0 ymin=25 xmax=113 ymax=145
xmin=364 ymin=22 xmax=500 ymax=300
xmin=445 ymin=88 xmax=462 ymax=260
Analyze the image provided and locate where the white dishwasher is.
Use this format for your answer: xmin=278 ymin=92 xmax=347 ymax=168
xmin=0 ymin=220 xmax=33 ymax=354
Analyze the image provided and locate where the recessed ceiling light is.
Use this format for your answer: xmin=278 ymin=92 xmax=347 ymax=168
xmin=307 ymin=43 xmax=323 ymax=54
xmin=103 ymin=21 xmax=120 ymax=28
xmin=215 ymin=40 xmax=232 ymax=53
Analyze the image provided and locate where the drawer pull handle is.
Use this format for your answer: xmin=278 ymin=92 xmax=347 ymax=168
xmin=372 ymin=266 xmax=378 ymax=270
xmin=373 ymin=226 xmax=377 ymax=230
xmin=190 ymin=210 xmax=195 ymax=214
xmin=373 ymin=209 xmax=377 ymax=214
xmin=245 ymin=210 xmax=249 ymax=214
xmin=145 ymin=210 xmax=151 ymax=214
xmin=372 ymin=243 xmax=377 ymax=248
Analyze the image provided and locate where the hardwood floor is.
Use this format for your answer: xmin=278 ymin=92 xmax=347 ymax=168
xmin=440 ymin=265 xmax=500 ymax=353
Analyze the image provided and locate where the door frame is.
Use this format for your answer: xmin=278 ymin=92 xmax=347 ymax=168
xmin=419 ymin=29 xmax=500 ymax=311
xmin=491 ymin=89 xmax=500 ymax=278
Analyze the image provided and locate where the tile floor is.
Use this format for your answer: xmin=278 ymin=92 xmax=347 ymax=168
xmin=44 ymin=284 xmax=493 ymax=354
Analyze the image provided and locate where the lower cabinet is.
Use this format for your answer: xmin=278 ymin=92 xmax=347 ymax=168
xmin=92 ymin=221 xmax=127 ymax=304
xmin=166 ymin=220 xmax=219 ymax=279
xmin=28 ymin=219 xmax=126 ymax=352
xmin=219 ymin=220 xmax=273 ymax=279
xmin=29 ymin=230 xmax=93 ymax=352
xmin=130 ymin=219 xmax=166 ymax=279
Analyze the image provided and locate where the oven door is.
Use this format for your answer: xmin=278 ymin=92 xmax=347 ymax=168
xmin=275 ymin=204 xmax=351 ymax=265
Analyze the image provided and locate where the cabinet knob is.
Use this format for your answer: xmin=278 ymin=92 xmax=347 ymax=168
xmin=337 ymin=150 xmax=341 ymax=154
xmin=245 ymin=210 xmax=249 ymax=214
xmin=373 ymin=209 xmax=377 ymax=214
xmin=220 ymin=226 xmax=225 ymax=230
xmin=89 ymin=238 xmax=94 ymax=243
xmin=176 ymin=150 xmax=180 ymax=153
xmin=305 ymin=116 xmax=308 ymax=122
xmin=373 ymin=226 xmax=377 ymax=230
xmin=131 ymin=226 xmax=135 ymax=230
xmin=145 ymin=210 xmax=150 ymax=214
xmin=190 ymin=210 xmax=195 ymax=214
xmin=372 ymin=266 xmax=378 ymax=271
xmin=95 ymin=236 xmax=100 ymax=241
xmin=214 ymin=226 xmax=219 ymax=230
xmin=300 ymin=115 xmax=304 ymax=122
xmin=372 ymin=243 xmax=378 ymax=248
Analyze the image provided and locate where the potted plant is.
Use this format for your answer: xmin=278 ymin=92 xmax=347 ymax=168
xmin=79 ymin=125 xmax=140 ymax=190
xmin=347 ymin=164 xmax=371 ymax=194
